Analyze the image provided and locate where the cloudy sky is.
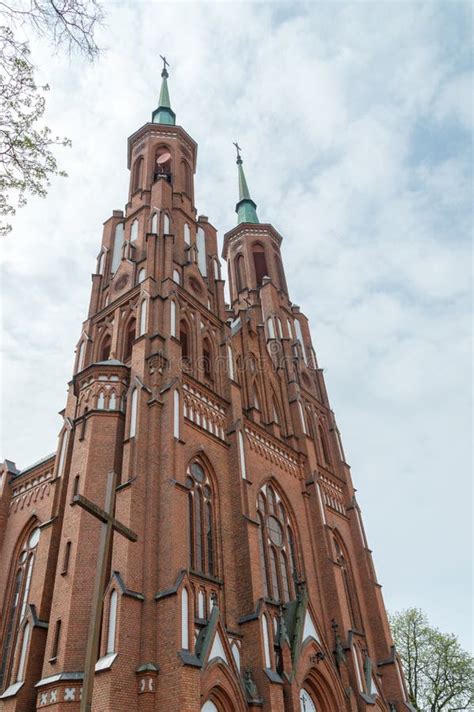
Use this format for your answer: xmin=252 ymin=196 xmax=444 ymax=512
xmin=1 ymin=2 xmax=472 ymax=651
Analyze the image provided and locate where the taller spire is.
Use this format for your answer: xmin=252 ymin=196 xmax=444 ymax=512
xmin=234 ymin=142 xmax=259 ymax=225
xmin=152 ymin=55 xmax=176 ymax=126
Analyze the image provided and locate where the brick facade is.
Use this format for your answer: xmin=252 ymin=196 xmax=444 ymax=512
xmin=0 ymin=76 xmax=411 ymax=712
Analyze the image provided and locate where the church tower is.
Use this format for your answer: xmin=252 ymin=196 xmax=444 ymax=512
xmin=0 ymin=63 xmax=412 ymax=712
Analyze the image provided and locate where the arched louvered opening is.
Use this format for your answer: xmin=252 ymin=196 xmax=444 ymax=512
xmin=202 ymin=337 xmax=214 ymax=383
xmin=180 ymin=320 xmax=192 ymax=370
xmin=131 ymin=156 xmax=144 ymax=193
xmin=252 ymin=243 xmax=268 ymax=286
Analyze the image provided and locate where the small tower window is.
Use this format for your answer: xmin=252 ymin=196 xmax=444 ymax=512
xmin=97 ymin=392 xmax=105 ymax=410
xmin=266 ymin=317 xmax=275 ymax=339
xmin=131 ymin=156 xmax=144 ymax=193
xmin=202 ymin=338 xmax=213 ymax=382
xmin=197 ymin=227 xmax=207 ymax=276
xmin=130 ymin=219 xmax=139 ymax=242
xmin=235 ymin=254 xmax=246 ymax=293
xmin=111 ymin=223 xmax=124 ymax=273
xmin=106 ymin=590 xmax=118 ymax=654
xmin=51 ymin=619 xmax=61 ymax=661
xmin=173 ymin=389 xmax=180 ymax=438
xmin=253 ymin=244 xmax=268 ymax=286
xmin=182 ymin=161 xmax=192 ymax=197
xmin=139 ymin=299 xmax=147 ymax=336
xmin=180 ymin=322 xmax=191 ymax=367
xmin=129 ymin=388 xmax=138 ymax=438
xmin=275 ymin=254 xmax=287 ymax=293
xmin=151 ymin=212 xmax=158 ymax=234
xmin=137 ymin=268 xmax=146 ymax=284
xmin=170 ymin=300 xmax=177 ymax=337
xmin=181 ymin=587 xmax=189 ymax=650
xmin=100 ymin=334 xmax=111 ymax=361
xmin=184 ymin=223 xmax=191 ymax=245
xmin=98 ymin=250 xmax=106 ymax=275
xmin=163 ymin=213 xmax=170 ymax=234
xmin=123 ymin=319 xmax=136 ymax=361
xmin=173 ymin=268 xmax=181 ymax=284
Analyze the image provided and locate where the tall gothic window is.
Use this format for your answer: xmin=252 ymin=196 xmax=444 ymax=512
xmin=257 ymin=486 xmax=298 ymax=603
xmin=252 ymin=244 xmax=268 ymax=286
xmin=0 ymin=526 xmax=40 ymax=690
xmin=186 ymin=461 xmax=215 ymax=577
xmin=182 ymin=161 xmax=192 ymax=197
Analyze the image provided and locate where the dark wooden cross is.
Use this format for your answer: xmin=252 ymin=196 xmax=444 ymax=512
xmin=233 ymin=141 xmax=242 ymax=160
xmin=160 ymin=54 xmax=170 ymax=72
xmin=72 ymin=470 xmax=137 ymax=712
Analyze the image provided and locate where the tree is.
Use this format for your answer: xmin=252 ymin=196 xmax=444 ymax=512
xmin=390 ymin=608 xmax=474 ymax=712
xmin=0 ymin=1 xmax=103 ymax=236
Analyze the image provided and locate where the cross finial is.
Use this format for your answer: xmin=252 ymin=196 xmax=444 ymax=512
xmin=233 ymin=141 xmax=242 ymax=163
xmin=160 ymin=54 xmax=170 ymax=77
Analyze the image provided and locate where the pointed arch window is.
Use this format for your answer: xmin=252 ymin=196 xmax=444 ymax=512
xmin=235 ymin=254 xmax=246 ymax=293
xmin=186 ymin=461 xmax=215 ymax=576
xmin=111 ymin=223 xmax=124 ymax=273
xmin=334 ymin=535 xmax=362 ymax=630
xmin=253 ymin=244 xmax=268 ymax=286
xmin=318 ymin=425 xmax=331 ymax=466
xmin=183 ymin=223 xmax=191 ymax=245
xmin=76 ymin=339 xmax=85 ymax=372
xmin=0 ymin=526 xmax=40 ymax=690
xmin=266 ymin=317 xmax=275 ymax=339
xmin=257 ymin=486 xmax=298 ymax=603
xmin=173 ymin=389 xmax=180 ymax=438
xmin=170 ymin=300 xmax=177 ymax=337
xmin=262 ymin=613 xmax=272 ymax=669
xmin=173 ymin=268 xmax=181 ymax=284
xmin=275 ymin=254 xmax=287 ymax=293
xmin=130 ymin=219 xmax=139 ymax=242
xmin=182 ymin=161 xmax=192 ymax=197
xmin=137 ymin=268 xmax=146 ymax=284
xmin=180 ymin=321 xmax=191 ymax=368
xmin=202 ymin=337 xmax=213 ymax=382
xmin=106 ymin=590 xmax=118 ymax=654
xmin=123 ymin=318 xmax=136 ymax=362
xmin=139 ymin=299 xmax=147 ymax=336
xmin=151 ymin=212 xmax=158 ymax=234
xmin=163 ymin=213 xmax=170 ymax=235
xmin=131 ymin=156 xmax=144 ymax=193
xmin=98 ymin=250 xmax=106 ymax=276
xmin=100 ymin=334 xmax=111 ymax=362
xmin=197 ymin=227 xmax=207 ymax=276
xmin=129 ymin=388 xmax=138 ymax=438
xmin=181 ymin=587 xmax=189 ymax=650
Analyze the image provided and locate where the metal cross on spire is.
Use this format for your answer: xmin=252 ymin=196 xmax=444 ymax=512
xmin=160 ymin=54 xmax=170 ymax=76
xmin=233 ymin=141 xmax=242 ymax=161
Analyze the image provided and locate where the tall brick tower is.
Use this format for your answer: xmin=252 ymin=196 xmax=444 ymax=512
xmin=0 ymin=65 xmax=412 ymax=712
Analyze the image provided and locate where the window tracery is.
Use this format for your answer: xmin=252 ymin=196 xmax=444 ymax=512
xmin=257 ymin=486 xmax=298 ymax=602
xmin=0 ymin=526 xmax=40 ymax=690
xmin=186 ymin=461 xmax=215 ymax=576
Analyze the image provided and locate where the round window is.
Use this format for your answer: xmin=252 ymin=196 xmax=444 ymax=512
xmin=267 ymin=516 xmax=283 ymax=546
xmin=190 ymin=462 xmax=205 ymax=482
xmin=28 ymin=528 xmax=40 ymax=549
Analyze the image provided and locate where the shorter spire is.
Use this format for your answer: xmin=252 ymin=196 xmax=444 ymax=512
xmin=233 ymin=142 xmax=259 ymax=225
xmin=152 ymin=55 xmax=176 ymax=126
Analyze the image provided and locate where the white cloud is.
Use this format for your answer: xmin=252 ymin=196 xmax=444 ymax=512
xmin=0 ymin=1 xmax=471 ymax=651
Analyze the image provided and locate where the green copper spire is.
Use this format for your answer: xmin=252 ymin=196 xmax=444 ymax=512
xmin=234 ymin=142 xmax=259 ymax=224
xmin=152 ymin=55 xmax=176 ymax=126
